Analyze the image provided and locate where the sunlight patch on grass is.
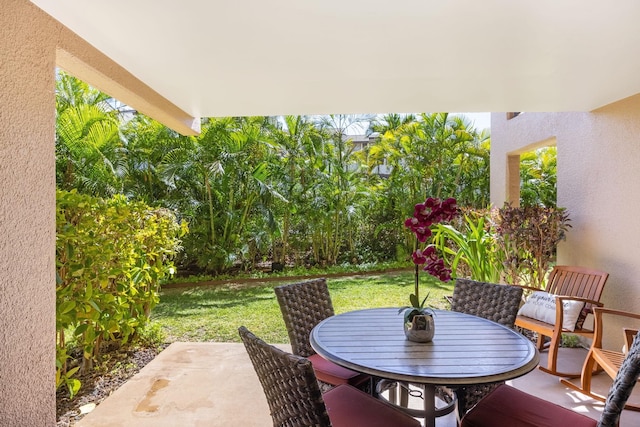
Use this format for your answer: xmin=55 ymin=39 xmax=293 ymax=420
xmin=151 ymin=271 xmax=455 ymax=344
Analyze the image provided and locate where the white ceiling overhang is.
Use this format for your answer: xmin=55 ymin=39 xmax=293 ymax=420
xmin=31 ymin=0 xmax=640 ymax=118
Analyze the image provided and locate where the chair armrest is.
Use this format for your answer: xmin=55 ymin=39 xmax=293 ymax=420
xmin=593 ymin=306 xmax=640 ymax=321
xmin=555 ymin=295 xmax=604 ymax=307
xmin=554 ymin=296 xmax=604 ymax=332
xmin=591 ymin=307 xmax=640 ymax=349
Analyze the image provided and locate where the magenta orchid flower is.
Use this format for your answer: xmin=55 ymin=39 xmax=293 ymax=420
xmin=403 ymin=197 xmax=459 ymax=310
xmin=412 ymin=249 xmax=427 ymax=265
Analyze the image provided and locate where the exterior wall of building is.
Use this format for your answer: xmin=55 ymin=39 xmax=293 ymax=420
xmin=491 ymin=98 xmax=640 ymax=348
xmin=348 ymin=134 xmax=392 ymax=177
xmin=1 ymin=1 xmax=57 ymax=424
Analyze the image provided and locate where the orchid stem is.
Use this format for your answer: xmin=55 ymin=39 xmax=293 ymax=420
xmin=414 ymin=261 xmax=420 ymax=304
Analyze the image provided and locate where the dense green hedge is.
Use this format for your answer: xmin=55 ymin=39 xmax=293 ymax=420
xmin=55 ymin=189 xmax=186 ymax=397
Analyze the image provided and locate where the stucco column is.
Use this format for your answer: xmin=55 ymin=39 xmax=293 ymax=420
xmin=0 ymin=0 xmax=57 ymax=424
xmin=506 ymin=154 xmax=521 ymax=207
xmin=489 ymin=113 xmax=509 ymax=208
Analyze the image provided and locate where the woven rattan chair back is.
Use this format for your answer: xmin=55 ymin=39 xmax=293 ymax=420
xmin=449 ymin=278 xmax=524 ymax=417
xmin=598 ymin=332 xmax=640 ymax=427
xmin=238 ymin=326 xmax=331 ymax=427
xmin=274 ymin=278 xmax=334 ymax=357
xmin=451 ymin=278 xmax=524 ymax=328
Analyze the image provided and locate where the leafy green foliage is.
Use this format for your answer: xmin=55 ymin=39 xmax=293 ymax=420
xmin=432 ymin=210 xmax=504 ymax=283
xmin=135 ymin=322 xmax=167 ymax=349
xmin=360 ymin=113 xmax=491 ymax=261
xmin=430 ymin=205 xmax=571 ymax=287
xmin=155 ymin=116 xmax=282 ymax=274
xmin=520 ymin=146 xmax=557 ymax=208
xmin=55 ymin=189 xmax=186 ymax=397
xmin=363 ymin=113 xmax=490 ymax=211
xmin=55 ymin=72 xmax=124 ymax=197
xmin=166 ymin=261 xmax=407 ymax=285
xmin=399 ymin=291 xmax=436 ymax=323
xmin=54 ymin=74 xmax=559 ymax=279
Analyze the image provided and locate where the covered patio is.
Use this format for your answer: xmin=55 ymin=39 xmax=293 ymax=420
xmin=3 ymin=1 xmax=640 ymax=425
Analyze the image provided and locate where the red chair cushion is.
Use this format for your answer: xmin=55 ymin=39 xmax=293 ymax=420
xmin=323 ymin=384 xmax=421 ymax=427
xmin=461 ymin=384 xmax=598 ymax=427
xmin=309 ymin=354 xmax=369 ymax=387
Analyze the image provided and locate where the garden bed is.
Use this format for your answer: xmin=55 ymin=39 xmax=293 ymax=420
xmin=56 ymin=345 xmax=164 ymax=426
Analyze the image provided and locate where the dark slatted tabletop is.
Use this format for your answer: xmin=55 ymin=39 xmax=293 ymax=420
xmin=310 ymin=307 xmax=539 ymax=386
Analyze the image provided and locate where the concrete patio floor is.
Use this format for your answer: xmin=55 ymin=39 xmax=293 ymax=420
xmin=76 ymin=342 xmax=640 ymax=427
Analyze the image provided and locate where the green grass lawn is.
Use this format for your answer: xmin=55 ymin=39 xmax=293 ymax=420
xmin=151 ymin=271 xmax=455 ymax=344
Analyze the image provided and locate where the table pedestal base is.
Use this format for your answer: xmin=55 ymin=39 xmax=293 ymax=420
xmin=376 ymin=379 xmax=456 ymax=427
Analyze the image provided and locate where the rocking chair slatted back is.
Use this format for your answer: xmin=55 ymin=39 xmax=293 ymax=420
xmin=547 ymin=266 xmax=608 ymax=306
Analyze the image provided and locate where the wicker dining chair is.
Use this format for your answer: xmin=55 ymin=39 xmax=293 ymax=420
xmin=461 ymin=332 xmax=640 ymax=427
xmin=448 ymin=278 xmax=524 ymax=418
xmin=238 ymin=326 xmax=421 ymax=427
xmin=274 ymin=278 xmax=370 ymax=392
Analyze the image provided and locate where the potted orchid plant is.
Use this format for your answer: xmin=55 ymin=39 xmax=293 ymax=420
xmin=401 ymin=197 xmax=459 ymax=341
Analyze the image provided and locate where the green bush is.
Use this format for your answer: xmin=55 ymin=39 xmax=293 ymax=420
xmin=431 ymin=205 xmax=571 ymax=287
xmin=497 ymin=204 xmax=571 ymax=288
xmin=55 ymin=189 xmax=186 ymax=397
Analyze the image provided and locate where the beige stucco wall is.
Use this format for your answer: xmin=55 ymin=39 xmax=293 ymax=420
xmin=1 ymin=1 xmax=199 ymax=424
xmin=491 ymin=101 xmax=640 ymax=348
xmin=1 ymin=0 xmax=57 ymax=424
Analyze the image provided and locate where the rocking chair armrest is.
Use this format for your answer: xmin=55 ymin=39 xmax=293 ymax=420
xmin=591 ymin=307 xmax=640 ymax=347
xmin=592 ymin=306 xmax=640 ymax=321
xmin=554 ymin=295 xmax=603 ymax=307
xmin=553 ymin=296 xmax=603 ymax=333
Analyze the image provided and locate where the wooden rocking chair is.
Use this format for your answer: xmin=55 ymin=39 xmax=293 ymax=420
xmin=514 ymin=265 xmax=609 ymax=377
xmin=561 ymin=307 xmax=640 ymax=411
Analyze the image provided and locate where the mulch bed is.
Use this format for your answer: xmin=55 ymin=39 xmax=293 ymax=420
xmin=56 ymin=345 xmax=165 ymax=426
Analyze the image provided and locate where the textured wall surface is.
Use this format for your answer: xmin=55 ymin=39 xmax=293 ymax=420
xmin=1 ymin=2 xmax=199 ymax=423
xmin=491 ymin=101 xmax=640 ymax=348
xmin=1 ymin=0 xmax=57 ymax=425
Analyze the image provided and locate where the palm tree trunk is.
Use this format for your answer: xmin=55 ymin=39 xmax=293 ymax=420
xmin=205 ymin=172 xmax=215 ymax=244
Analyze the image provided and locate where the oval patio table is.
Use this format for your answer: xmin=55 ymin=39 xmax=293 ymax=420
xmin=310 ymin=307 xmax=539 ymax=427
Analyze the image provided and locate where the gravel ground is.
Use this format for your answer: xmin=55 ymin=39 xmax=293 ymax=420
xmin=56 ymin=346 xmax=164 ymax=426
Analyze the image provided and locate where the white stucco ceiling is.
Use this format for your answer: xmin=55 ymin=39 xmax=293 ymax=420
xmin=31 ymin=0 xmax=640 ymax=118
